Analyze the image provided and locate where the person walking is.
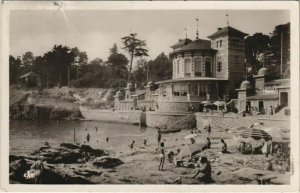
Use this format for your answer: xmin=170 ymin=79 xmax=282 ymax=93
xmin=106 ymin=137 xmax=109 ymax=143
xmin=157 ymin=128 xmax=162 ymax=148
xmin=143 ymin=138 xmax=147 ymax=146
xmin=158 ymin=142 xmax=166 ymax=171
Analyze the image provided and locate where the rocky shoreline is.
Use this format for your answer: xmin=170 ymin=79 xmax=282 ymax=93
xmin=9 ymin=143 xmax=123 ymax=184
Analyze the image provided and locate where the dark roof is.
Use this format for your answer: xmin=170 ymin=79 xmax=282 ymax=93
xmin=156 ymin=77 xmax=227 ymax=84
xmin=247 ymin=94 xmax=278 ymax=100
xmin=170 ymin=39 xmax=216 ymax=55
xmin=264 ymin=79 xmax=290 ymax=87
xmin=171 ymin=38 xmax=193 ymax=49
xmin=19 ymin=71 xmax=40 ymax=78
xmin=208 ymin=26 xmax=248 ymax=39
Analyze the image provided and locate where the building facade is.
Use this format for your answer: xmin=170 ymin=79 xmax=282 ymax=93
xmin=155 ymin=26 xmax=248 ymax=112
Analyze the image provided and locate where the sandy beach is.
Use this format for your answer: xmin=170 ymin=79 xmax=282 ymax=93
xmin=9 ymin=116 xmax=290 ymax=185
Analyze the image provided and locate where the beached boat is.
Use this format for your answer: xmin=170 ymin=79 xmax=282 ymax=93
xmin=156 ymin=127 xmax=181 ymax=133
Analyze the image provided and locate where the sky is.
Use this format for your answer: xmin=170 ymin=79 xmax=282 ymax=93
xmin=9 ymin=10 xmax=290 ymax=62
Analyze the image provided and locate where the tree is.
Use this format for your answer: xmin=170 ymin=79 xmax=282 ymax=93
xmin=107 ymin=44 xmax=129 ymax=80
xmin=9 ymin=55 xmax=22 ymax=84
xmin=132 ymin=58 xmax=148 ymax=83
xmin=44 ymin=45 xmax=75 ymax=87
xmin=22 ymin=52 xmax=35 ymax=68
xmin=245 ymin=33 xmax=270 ymax=74
xmin=148 ymin=52 xmax=172 ymax=81
xmin=269 ymin=22 xmax=290 ymax=78
xmin=121 ymin=33 xmax=148 ymax=82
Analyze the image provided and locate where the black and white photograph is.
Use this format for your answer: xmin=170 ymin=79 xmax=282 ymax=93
xmin=0 ymin=1 xmax=299 ymax=191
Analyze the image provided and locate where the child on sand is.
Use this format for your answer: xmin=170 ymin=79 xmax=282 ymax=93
xmin=158 ymin=142 xmax=165 ymax=171
xmin=221 ymin=139 xmax=228 ymax=153
xmin=129 ymin=140 xmax=135 ymax=150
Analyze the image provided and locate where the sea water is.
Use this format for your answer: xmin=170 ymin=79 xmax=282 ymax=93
xmin=9 ymin=120 xmax=155 ymax=155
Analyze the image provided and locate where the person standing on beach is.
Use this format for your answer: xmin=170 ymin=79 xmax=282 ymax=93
xmin=143 ymin=138 xmax=147 ymax=146
xmin=158 ymin=142 xmax=165 ymax=171
xmin=157 ymin=129 xmax=161 ymax=148
xmin=206 ymin=137 xmax=211 ymax=149
xmin=86 ymin=133 xmax=90 ymax=143
xmin=106 ymin=137 xmax=109 ymax=143
xmin=95 ymin=126 xmax=98 ymax=132
xmin=207 ymin=125 xmax=211 ymax=136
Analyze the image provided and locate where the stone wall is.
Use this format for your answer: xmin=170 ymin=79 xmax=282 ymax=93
xmin=157 ymin=101 xmax=201 ymax=112
xmin=80 ymin=106 xmax=141 ymax=124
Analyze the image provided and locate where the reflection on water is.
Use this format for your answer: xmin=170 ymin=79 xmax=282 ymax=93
xmin=10 ymin=120 xmax=154 ymax=155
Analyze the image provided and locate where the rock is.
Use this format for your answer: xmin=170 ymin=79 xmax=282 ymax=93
xmin=92 ymin=156 xmax=123 ymax=168
xmin=80 ymin=145 xmax=106 ymax=157
xmin=60 ymin=143 xmax=80 ymax=149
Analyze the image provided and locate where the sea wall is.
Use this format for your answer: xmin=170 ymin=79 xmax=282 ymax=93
xmin=145 ymin=111 xmax=194 ymax=128
xmin=80 ymin=106 xmax=141 ymax=124
xmin=195 ymin=113 xmax=290 ymax=130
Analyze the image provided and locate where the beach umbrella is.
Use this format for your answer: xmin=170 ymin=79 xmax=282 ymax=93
xmin=263 ymin=127 xmax=290 ymax=143
xmin=228 ymin=126 xmax=247 ymax=134
xmin=178 ymin=142 xmax=207 ymax=158
xmin=184 ymin=133 xmax=199 ymax=140
xmin=213 ymin=100 xmax=227 ymax=106
xmin=238 ymin=128 xmax=272 ymax=141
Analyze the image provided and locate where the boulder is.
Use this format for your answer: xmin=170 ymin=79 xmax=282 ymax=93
xmin=92 ymin=156 xmax=123 ymax=168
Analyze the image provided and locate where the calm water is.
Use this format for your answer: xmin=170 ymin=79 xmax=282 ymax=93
xmin=10 ymin=120 xmax=155 ymax=155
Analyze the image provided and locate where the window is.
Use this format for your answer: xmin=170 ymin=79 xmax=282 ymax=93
xmin=216 ymin=41 xmax=219 ymax=48
xmin=174 ymin=84 xmax=188 ymax=96
xmin=177 ymin=60 xmax=180 ymax=74
xmin=217 ymin=62 xmax=222 ymax=72
xmin=184 ymin=59 xmax=191 ymax=74
xmin=220 ymin=40 xmax=222 ymax=47
xmin=190 ymin=84 xmax=198 ymax=96
xmin=194 ymin=59 xmax=201 ymax=76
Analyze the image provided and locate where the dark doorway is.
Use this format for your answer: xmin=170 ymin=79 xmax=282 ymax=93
xmin=199 ymin=104 xmax=204 ymax=112
xmin=246 ymin=101 xmax=251 ymax=113
xmin=259 ymin=101 xmax=264 ymax=114
xmin=280 ymin=92 xmax=288 ymax=107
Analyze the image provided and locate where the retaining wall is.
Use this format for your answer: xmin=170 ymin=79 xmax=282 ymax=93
xmin=80 ymin=106 xmax=141 ymax=124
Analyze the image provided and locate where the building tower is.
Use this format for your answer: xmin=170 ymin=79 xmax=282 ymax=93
xmin=208 ymin=26 xmax=248 ymax=100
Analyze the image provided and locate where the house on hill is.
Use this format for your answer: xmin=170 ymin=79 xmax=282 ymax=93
xmin=19 ymin=71 xmax=42 ymax=87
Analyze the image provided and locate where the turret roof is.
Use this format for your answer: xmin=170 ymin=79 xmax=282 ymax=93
xmin=208 ymin=26 xmax=248 ymax=39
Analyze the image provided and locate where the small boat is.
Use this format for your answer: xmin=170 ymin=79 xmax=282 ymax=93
xmin=156 ymin=127 xmax=181 ymax=134
xmin=132 ymin=122 xmax=140 ymax=125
